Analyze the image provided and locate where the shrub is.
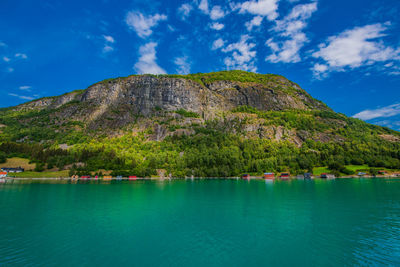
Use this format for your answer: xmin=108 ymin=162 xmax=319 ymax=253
xmin=175 ymin=109 xmax=200 ymax=118
xmin=34 ymin=163 xmax=45 ymax=172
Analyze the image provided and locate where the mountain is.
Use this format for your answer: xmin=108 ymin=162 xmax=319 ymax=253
xmin=1 ymin=70 xmax=399 ymax=177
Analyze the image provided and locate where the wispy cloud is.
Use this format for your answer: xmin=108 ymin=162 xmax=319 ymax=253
xmin=15 ymin=53 xmax=27 ymax=59
xmin=312 ymin=23 xmax=400 ymax=78
xmin=7 ymin=67 xmax=14 ymax=73
xmin=103 ymin=45 xmax=114 ymax=53
xmin=266 ymin=2 xmax=318 ymax=63
xmin=198 ymin=0 xmax=209 ymax=14
xmin=174 ymin=56 xmax=191 ymax=74
xmin=245 ymin=16 xmax=263 ymax=31
xmin=222 ymin=35 xmax=257 ymax=72
xmin=125 ymin=11 xmax=167 ymax=38
xmin=197 ymin=0 xmax=228 ymax=23
xmin=212 ymin=38 xmax=225 ymax=50
xmin=134 ymin=42 xmax=166 ymax=74
xmin=210 ymin=22 xmax=224 ymax=30
xmin=0 ymin=41 xmax=6 ymax=47
xmin=8 ymin=93 xmax=34 ymax=100
xmin=103 ymin=35 xmax=115 ymax=43
xmin=236 ymin=0 xmax=279 ymax=21
xmin=178 ymin=3 xmax=193 ymax=20
xmin=353 ymin=103 xmax=400 ymax=120
xmin=3 ymin=56 xmax=10 ymax=62
xmin=210 ymin=5 xmax=226 ymax=20
xmin=102 ymin=35 xmax=115 ymax=53
xmin=19 ymin=86 xmax=32 ymax=91
xmin=373 ymin=119 xmax=400 ymax=130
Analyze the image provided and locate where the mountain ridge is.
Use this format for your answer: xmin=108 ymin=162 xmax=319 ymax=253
xmin=0 ymin=70 xmax=399 ymax=177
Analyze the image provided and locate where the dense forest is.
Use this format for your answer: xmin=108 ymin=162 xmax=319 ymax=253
xmin=1 ymin=108 xmax=399 ymax=177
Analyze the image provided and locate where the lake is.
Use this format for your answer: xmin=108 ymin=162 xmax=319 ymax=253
xmin=0 ymin=179 xmax=400 ymax=266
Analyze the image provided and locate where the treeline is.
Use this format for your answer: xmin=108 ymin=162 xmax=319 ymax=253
xmin=1 ymin=128 xmax=400 ymax=177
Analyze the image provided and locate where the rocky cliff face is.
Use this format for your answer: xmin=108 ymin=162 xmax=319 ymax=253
xmin=18 ymin=72 xmax=328 ymax=125
xmin=3 ymin=71 xmax=398 ymax=148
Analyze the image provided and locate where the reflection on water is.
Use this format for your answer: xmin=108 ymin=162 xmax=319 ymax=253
xmin=0 ymin=179 xmax=399 ymax=266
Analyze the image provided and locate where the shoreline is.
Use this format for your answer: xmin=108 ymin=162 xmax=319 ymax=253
xmin=1 ymin=175 xmax=399 ymax=183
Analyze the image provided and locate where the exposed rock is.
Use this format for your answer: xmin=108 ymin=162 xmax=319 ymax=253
xmin=5 ymin=71 xmax=376 ymax=147
xmin=380 ymin=134 xmax=400 ymax=142
xmin=153 ymin=124 xmax=168 ymax=141
xmin=168 ymin=129 xmax=195 ymax=137
xmin=59 ymin=144 xmax=71 ymax=150
xmin=15 ymin=73 xmax=329 ymax=130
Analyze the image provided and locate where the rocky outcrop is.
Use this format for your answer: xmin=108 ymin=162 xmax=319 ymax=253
xmin=8 ymin=71 xmax=336 ymax=142
xmin=17 ymin=73 xmax=328 ymax=124
xmin=379 ymin=134 xmax=400 ymax=143
xmin=5 ymin=71 xmax=399 ymax=148
xmin=16 ymin=90 xmax=83 ymax=111
xmin=80 ymin=76 xmax=327 ymax=116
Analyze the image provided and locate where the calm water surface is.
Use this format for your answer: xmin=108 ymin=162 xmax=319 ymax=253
xmin=0 ymin=179 xmax=400 ymax=266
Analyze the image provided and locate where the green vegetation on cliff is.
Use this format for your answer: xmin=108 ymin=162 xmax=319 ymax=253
xmin=0 ymin=71 xmax=399 ymax=177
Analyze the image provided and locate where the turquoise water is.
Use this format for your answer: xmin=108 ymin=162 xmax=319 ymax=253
xmin=0 ymin=179 xmax=400 ymax=266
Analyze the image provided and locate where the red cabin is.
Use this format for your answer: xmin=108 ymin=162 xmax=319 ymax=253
xmin=280 ymin=173 xmax=290 ymax=179
xmin=263 ymin=173 xmax=275 ymax=179
xmin=242 ymin=174 xmax=250 ymax=179
xmin=129 ymin=176 xmax=137 ymax=181
xmin=81 ymin=175 xmax=91 ymax=180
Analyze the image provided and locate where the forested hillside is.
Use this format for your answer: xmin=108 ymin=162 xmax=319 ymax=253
xmin=0 ymin=71 xmax=399 ymax=177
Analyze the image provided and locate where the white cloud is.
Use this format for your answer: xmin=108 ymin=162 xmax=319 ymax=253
xmin=101 ymin=35 xmax=115 ymax=53
xmin=312 ymin=23 xmax=400 ymax=76
xmin=103 ymin=35 xmax=115 ymax=43
xmin=7 ymin=67 xmax=14 ymax=73
xmin=167 ymin=25 xmax=176 ymax=32
xmin=311 ymin=63 xmax=329 ymax=79
xmin=222 ymin=35 xmax=257 ymax=72
xmin=178 ymin=3 xmax=193 ymax=20
xmin=103 ymin=45 xmax=114 ymax=53
xmin=15 ymin=53 xmax=27 ymax=59
xmin=210 ymin=5 xmax=226 ymax=20
xmin=198 ymin=0 xmax=209 ymax=14
xmin=237 ymin=0 xmax=279 ymax=21
xmin=174 ymin=56 xmax=191 ymax=74
xmin=3 ymin=56 xmax=10 ymax=62
xmin=0 ymin=41 xmax=6 ymax=47
xmin=373 ymin=120 xmax=400 ymax=130
xmin=266 ymin=2 xmax=317 ymax=63
xmin=210 ymin=22 xmax=224 ymax=30
xmin=353 ymin=103 xmax=400 ymax=120
xmin=125 ymin=11 xmax=167 ymax=38
xmin=212 ymin=38 xmax=225 ymax=50
xmin=19 ymin=86 xmax=32 ymax=91
xmin=198 ymin=0 xmax=229 ymax=23
xmin=8 ymin=93 xmax=34 ymax=100
xmin=384 ymin=62 xmax=394 ymax=68
xmin=245 ymin=16 xmax=263 ymax=31
xmin=134 ymin=42 xmax=166 ymax=74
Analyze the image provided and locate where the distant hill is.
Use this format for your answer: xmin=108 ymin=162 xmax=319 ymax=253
xmin=0 ymin=70 xmax=399 ymax=177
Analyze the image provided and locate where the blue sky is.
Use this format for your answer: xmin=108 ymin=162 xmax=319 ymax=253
xmin=1 ymin=0 xmax=400 ymax=130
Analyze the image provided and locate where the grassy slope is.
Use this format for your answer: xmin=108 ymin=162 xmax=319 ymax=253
xmin=313 ymin=165 xmax=399 ymax=176
xmin=0 ymin=157 xmax=36 ymax=170
xmin=12 ymin=170 xmax=69 ymax=178
xmin=313 ymin=165 xmax=371 ymax=176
